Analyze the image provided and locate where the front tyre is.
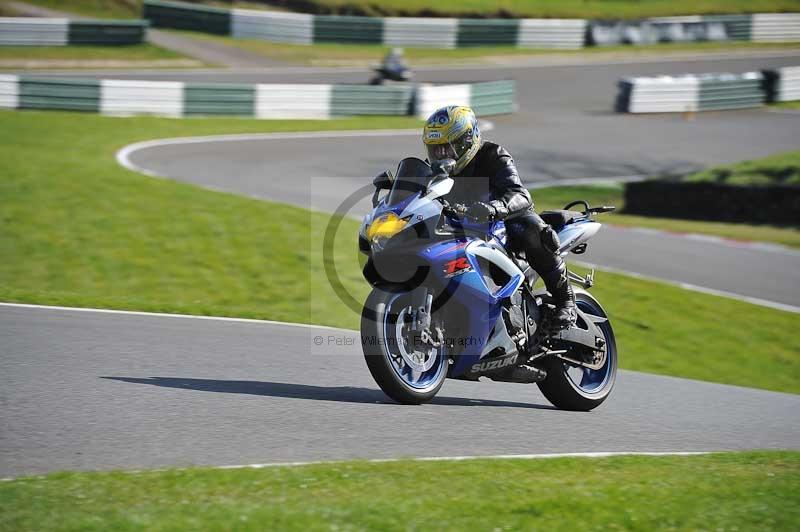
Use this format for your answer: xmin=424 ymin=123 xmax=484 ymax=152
xmin=537 ymin=291 xmax=618 ymax=411
xmin=361 ymin=287 xmax=448 ymax=404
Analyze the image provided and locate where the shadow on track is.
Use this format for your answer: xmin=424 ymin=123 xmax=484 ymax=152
xmin=101 ymin=376 xmax=555 ymax=410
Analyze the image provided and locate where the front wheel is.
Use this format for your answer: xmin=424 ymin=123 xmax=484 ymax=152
xmin=361 ymin=287 xmax=448 ymax=404
xmin=537 ymin=291 xmax=618 ymax=411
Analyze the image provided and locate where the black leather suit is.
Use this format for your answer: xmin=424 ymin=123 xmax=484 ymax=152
xmin=444 ymin=141 xmax=569 ymax=299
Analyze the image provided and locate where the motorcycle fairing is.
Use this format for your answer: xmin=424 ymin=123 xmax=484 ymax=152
xmin=417 ymin=236 xmax=524 ymax=378
xmin=556 ymin=219 xmax=601 ymax=255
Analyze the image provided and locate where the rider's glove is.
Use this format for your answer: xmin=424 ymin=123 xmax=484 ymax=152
xmin=467 ymin=200 xmax=509 ymax=222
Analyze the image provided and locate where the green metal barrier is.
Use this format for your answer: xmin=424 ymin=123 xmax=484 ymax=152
xmin=470 ymin=80 xmax=516 ymax=116
xmin=68 ymin=21 xmax=148 ymax=45
xmin=312 ymin=15 xmax=383 ymax=44
xmin=143 ymin=0 xmax=231 ymax=35
xmin=184 ymin=84 xmax=255 ymax=116
xmin=330 ymin=85 xmax=413 ymax=116
xmin=456 ymin=19 xmax=520 ymax=47
xmin=18 ymin=77 xmax=100 ymax=112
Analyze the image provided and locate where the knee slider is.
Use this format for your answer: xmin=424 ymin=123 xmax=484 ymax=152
xmin=540 ymin=226 xmax=561 ymax=253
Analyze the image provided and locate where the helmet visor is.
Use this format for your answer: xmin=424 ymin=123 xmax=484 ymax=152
xmin=425 ymin=142 xmax=457 ymax=164
xmin=426 ymin=128 xmax=474 ymax=165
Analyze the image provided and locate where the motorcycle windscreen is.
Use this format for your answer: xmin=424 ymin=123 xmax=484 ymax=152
xmin=386 ymin=157 xmax=433 ymax=205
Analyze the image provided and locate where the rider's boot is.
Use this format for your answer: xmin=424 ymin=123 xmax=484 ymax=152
xmin=541 ymin=263 xmax=576 ymax=329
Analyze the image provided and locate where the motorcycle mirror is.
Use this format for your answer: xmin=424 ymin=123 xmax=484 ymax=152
xmin=372 ymin=170 xmax=394 ymax=190
xmin=431 ymin=158 xmax=456 ymax=177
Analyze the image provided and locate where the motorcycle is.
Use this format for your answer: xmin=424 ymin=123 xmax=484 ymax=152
xmin=358 ymin=157 xmax=618 ymax=411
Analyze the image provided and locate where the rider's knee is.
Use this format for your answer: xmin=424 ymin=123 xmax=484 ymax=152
xmin=540 ymin=225 xmax=561 ymax=254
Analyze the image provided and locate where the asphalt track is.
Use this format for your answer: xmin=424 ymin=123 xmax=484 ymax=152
xmin=2 ymin=304 xmax=799 ymax=477
xmin=3 ymin=53 xmax=800 ymax=477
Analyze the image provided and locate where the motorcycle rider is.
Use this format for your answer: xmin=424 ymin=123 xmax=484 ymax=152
xmin=422 ymin=105 xmax=576 ymax=329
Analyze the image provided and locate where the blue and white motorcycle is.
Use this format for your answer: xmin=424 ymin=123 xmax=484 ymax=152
xmin=358 ymin=158 xmax=618 ymax=411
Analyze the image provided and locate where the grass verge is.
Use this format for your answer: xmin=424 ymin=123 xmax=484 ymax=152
xmin=532 ymin=182 xmax=800 ymax=248
xmin=2 ymin=452 xmax=799 ymax=530
xmin=167 ymin=32 xmax=800 ymax=66
xmin=0 ymin=44 xmax=182 ymax=61
xmin=2 ymin=109 xmax=798 ymax=393
xmin=772 ymin=101 xmax=800 ymax=110
xmin=6 ymin=0 xmax=138 ymax=18
xmin=682 ymin=149 xmax=800 ymax=186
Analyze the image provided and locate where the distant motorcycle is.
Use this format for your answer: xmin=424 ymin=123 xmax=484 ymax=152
xmin=369 ymin=48 xmax=412 ymax=85
xmin=358 ymin=158 xmax=618 ymax=411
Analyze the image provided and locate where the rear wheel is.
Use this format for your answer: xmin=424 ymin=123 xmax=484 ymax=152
xmin=361 ymin=287 xmax=448 ymax=404
xmin=537 ymin=291 xmax=617 ymax=411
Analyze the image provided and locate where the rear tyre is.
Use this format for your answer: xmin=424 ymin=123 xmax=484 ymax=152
xmin=361 ymin=287 xmax=448 ymax=404
xmin=536 ymin=291 xmax=617 ymax=411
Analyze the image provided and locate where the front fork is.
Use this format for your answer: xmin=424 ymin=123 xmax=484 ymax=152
xmin=408 ymin=288 xmax=444 ymax=349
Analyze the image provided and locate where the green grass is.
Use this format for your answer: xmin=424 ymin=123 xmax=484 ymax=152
xmin=9 ymin=0 xmax=139 ymax=19
xmin=0 ymin=110 xmax=421 ymax=331
xmin=773 ymin=100 xmax=800 ymax=110
xmin=16 ymin=0 xmax=800 ymax=19
xmin=532 ymin=182 xmax=800 ymax=248
xmin=2 ymin=452 xmax=799 ymax=530
xmin=169 ymin=31 xmax=800 ymax=66
xmin=2 ymin=110 xmax=799 ymax=393
xmin=0 ymin=43 xmax=195 ymax=67
xmin=683 ymin=149 xmax=800 ymax=186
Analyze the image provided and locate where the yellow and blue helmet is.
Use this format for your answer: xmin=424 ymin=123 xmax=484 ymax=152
xmin=422 ymin=105 xmax=481 ymax=175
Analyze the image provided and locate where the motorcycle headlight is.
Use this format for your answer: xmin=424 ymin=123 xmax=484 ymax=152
xmin=366 ymin=213 xmax=410 ymax=252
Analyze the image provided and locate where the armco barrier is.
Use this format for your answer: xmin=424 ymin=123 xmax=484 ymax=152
xmin=141 ymin=1 xmax=798 ymax=48
xmin=142 ymin=0 xmax=229 ymax=34
xmin=142 ymin=0 xmax=586 ymax=49
xmin=615 ymin=76 xmax=700 ymax=113
xmin=415 ymin=80 xmax=515 ymax=118
xmin=0 ymin=18 xmax=68 ymax=45
xmin=232 ymin=10 xmax=312 ymax=45
xmin=19 ymin=77 xmax=100 ymax=112
xmin=590 ymin=15 xmax=752 ymax=45
xmin=763 ymin=65 xmax=800 ymax=102
xmin=0 ymin=18 xmax=147 ymax=45
xmin=0 ymin=77 xmax=514 ymax=119
xmin=68 ymin=21 xmax=148 ymax=45
xmin=100 ymin=79 xmax=183 ymax=117
xmin=697 ymin=72 xmax=764 ymax=111
xmin=751 ymin=13 xmax=800 ymax=42
xmin=616 ymin=71 xmax=777 ymax=113
xmin=184 ymin=83 xmax=254 ymax=116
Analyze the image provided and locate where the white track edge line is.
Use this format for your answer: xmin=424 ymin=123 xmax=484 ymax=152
xmin=214 ymin=451 xmax=713 ymax=470
xmin=0 ymin=451 xmax=715 ymax=481
xmin=574 ymin=261 xmax=800 ymax=313
xmin=115 ymin=121 xmax=494 ymax=178
xmin=0 ymin=302 xmax=355 ymax=332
